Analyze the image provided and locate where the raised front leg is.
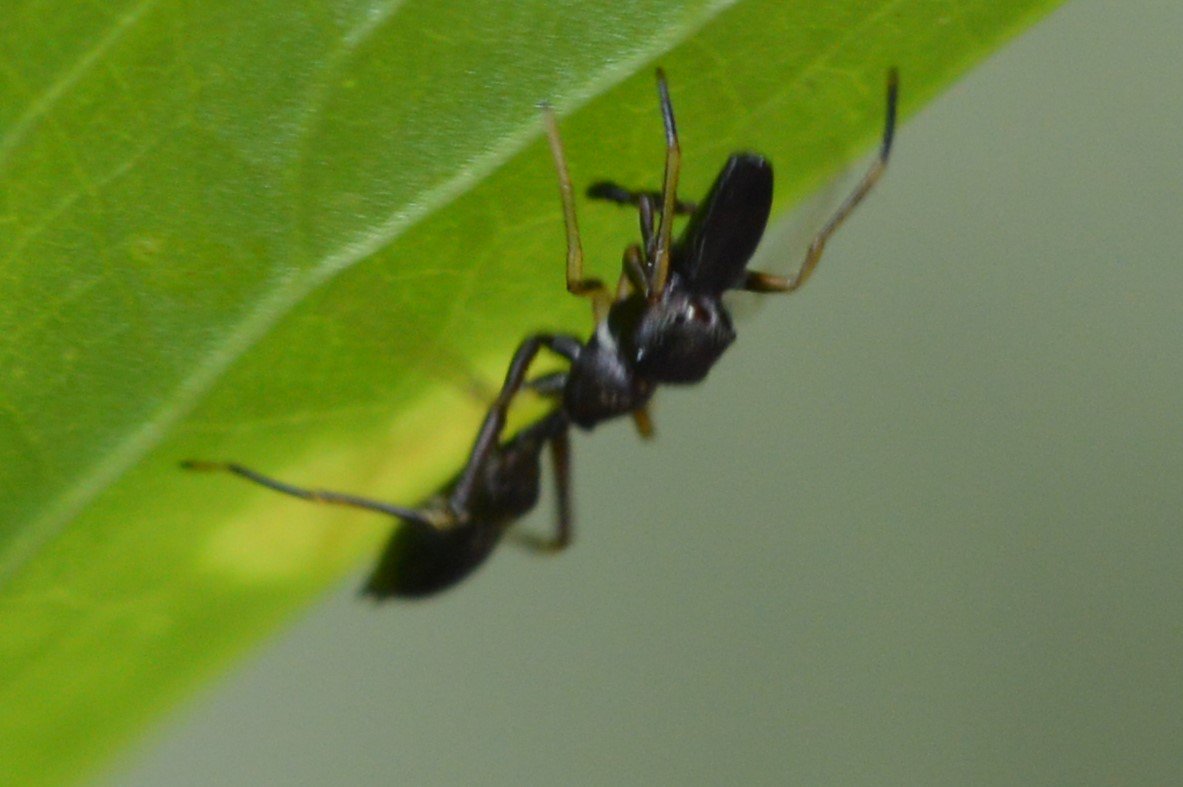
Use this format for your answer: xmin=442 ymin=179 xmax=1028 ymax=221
xmin=650 ymin=68 xmax=683 ymax=298
xmin=541 ymin=104 xmax=611 ymax=324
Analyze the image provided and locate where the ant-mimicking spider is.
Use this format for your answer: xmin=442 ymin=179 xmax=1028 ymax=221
xmin=184 ymin=68 xmax=899 ymax=598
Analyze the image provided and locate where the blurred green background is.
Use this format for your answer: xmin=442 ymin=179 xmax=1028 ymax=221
xmin=107 ymin=0 xmax=1181 ymax=784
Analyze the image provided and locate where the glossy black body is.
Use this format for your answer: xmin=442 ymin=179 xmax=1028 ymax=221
xmin=365 ymin=150 xmax=777 ymax=595
xmin=564 ymin=154 xmax=772 ymax=425
xmin=363 ymin=411 xmax=569 ymax=598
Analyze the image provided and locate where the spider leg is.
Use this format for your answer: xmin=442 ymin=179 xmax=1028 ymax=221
xmin=742 ymin=69 xmax=898 ymax=294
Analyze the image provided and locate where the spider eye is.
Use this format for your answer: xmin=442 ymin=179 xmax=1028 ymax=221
xmin=687 ymin=300 xmax=711 ymax=324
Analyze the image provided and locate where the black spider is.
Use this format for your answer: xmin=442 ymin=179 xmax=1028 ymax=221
xmin=185 ymin=68 xmax=899 ymax=598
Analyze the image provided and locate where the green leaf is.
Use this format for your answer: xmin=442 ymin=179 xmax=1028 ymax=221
xmin=0 ymin=0 xmax=1065 ymax=783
